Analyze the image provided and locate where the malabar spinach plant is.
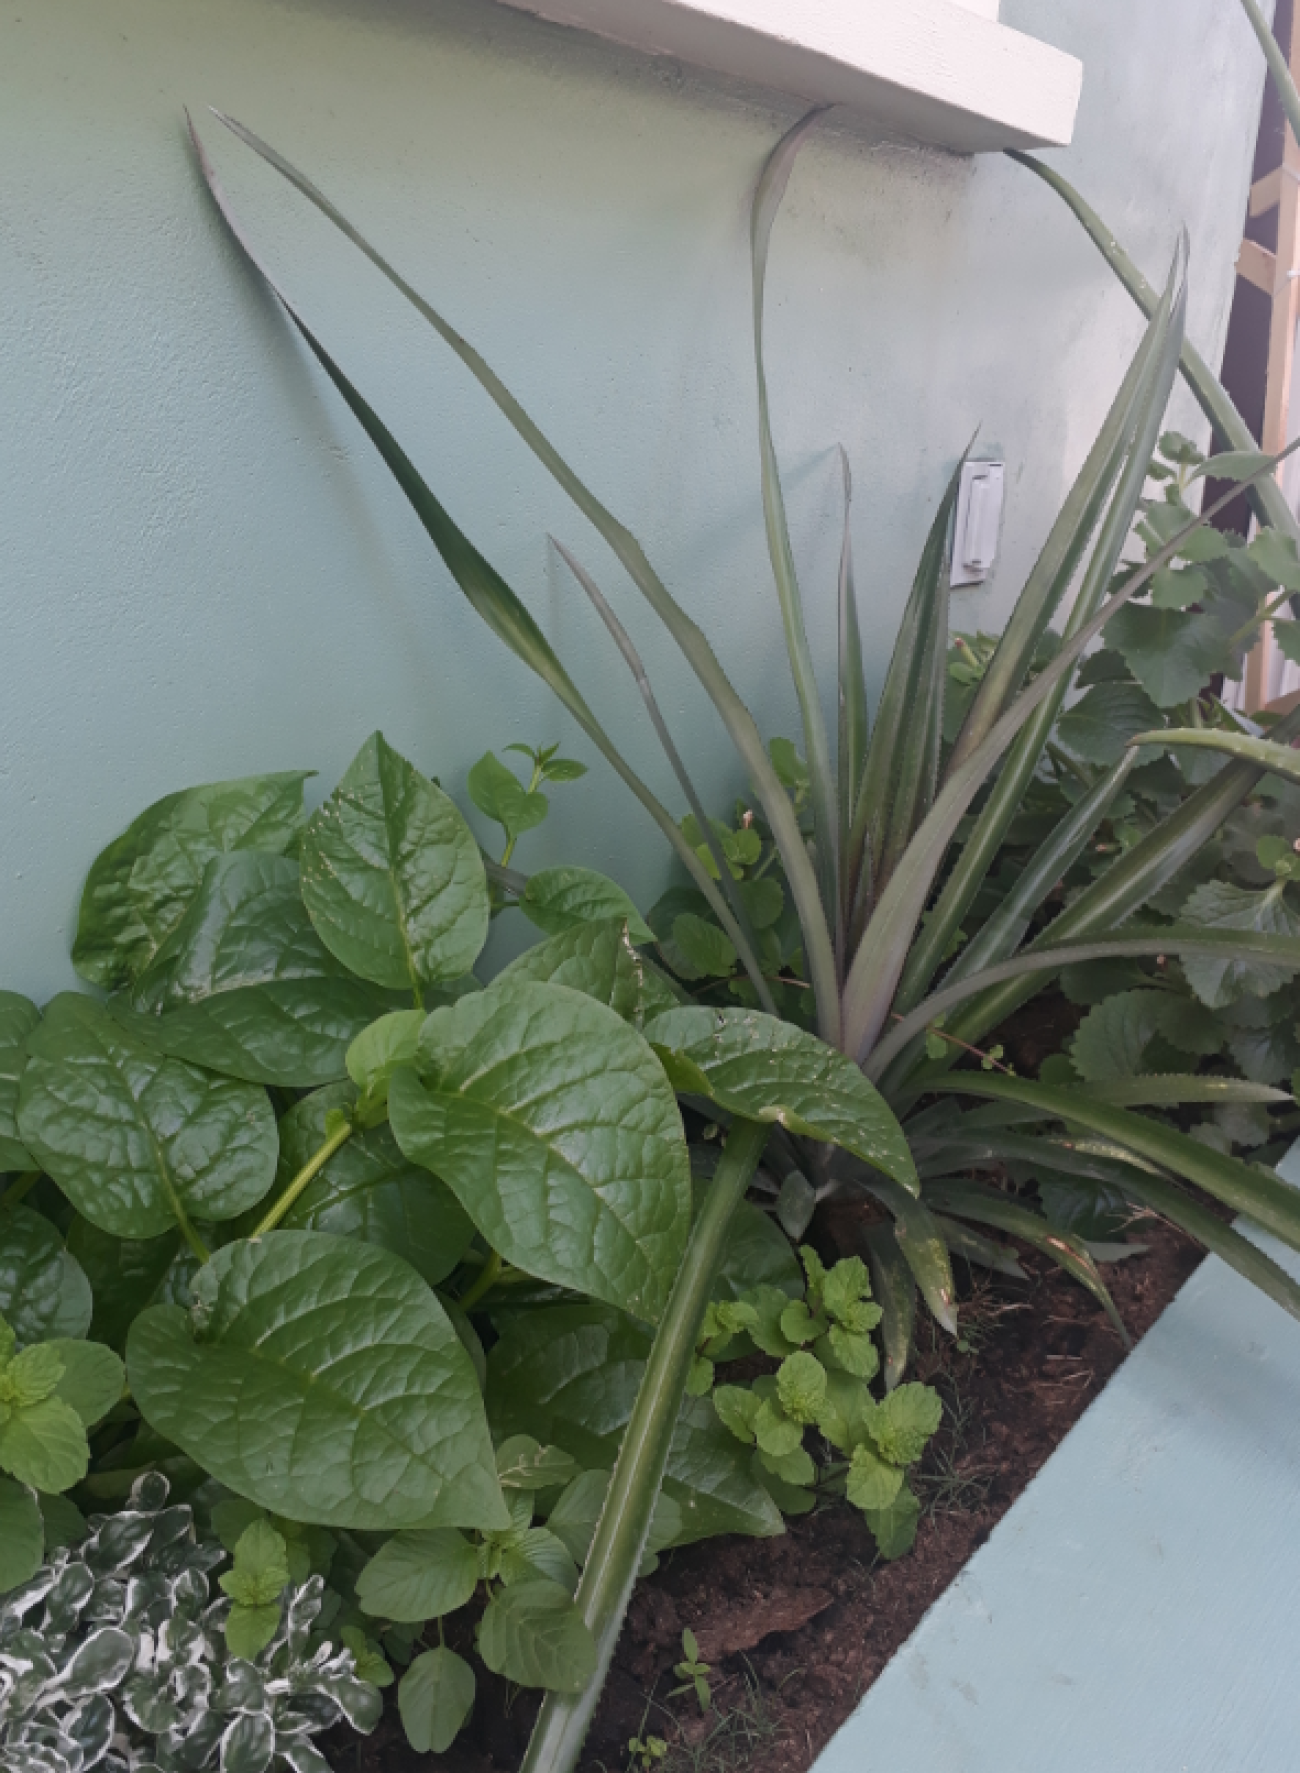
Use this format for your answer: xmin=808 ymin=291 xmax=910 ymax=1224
xmin=181 ymin=105 xmax=1300 ymax=1770
xmin=0 ymin=723 xmax=927 ymax=1763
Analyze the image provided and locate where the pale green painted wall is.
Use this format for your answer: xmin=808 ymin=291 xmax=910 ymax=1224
xmin=0 ymin=0 xmax=1270 ymax=994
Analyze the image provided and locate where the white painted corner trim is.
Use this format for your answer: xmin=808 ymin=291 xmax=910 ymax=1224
xmin=491 ymin=0 xmax=1082 ymax=153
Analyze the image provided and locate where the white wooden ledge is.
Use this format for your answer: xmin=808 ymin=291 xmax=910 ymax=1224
xmin=490 ymin=0 xmax=1082 ymax=153
xmin=813 ymin=1157 xmax=1300 ymax=1773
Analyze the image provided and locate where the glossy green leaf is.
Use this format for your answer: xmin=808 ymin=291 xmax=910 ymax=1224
xmin=127 ymin=1230 xmax=507 ymax=1531
xmin=47 ymin=1340 xmax=124 ymax=1426
xmin=389 ymin=982 xmax=691 ymax=1323
xmin=65 ymin=1218 xmax=180 ymax=1352
xmin=72 ymin=772 xmax=310 ymax=991
xmin=545 ymin=1469 xmax=681 ymax=1570
xmin=260 ymin=1085 xmax=476 ymax=1288
xmin=0 ymin=1208 xmax=92 ymax=1347
xmin=122 ymin=851 xmax=397 ymax=1087
xmin=0 ymin=1476 xmax=43 ymax=1593
xmin=357 ymin=1528 xmax=480 ymax=1622
xmin=495 ymin=918 xmax=656 ymax=1024
xmin=519 ymin=866 xmax=653 ymax=945
xmin=468 ymin=751 xmax=549 ymax=840
xmin=346 ymin=1010 xmax=426 ymax=1095
xmin=301 ymin=732 xmax=489 ymax=994
xmin=645 ymin=1007 xmax=917 ymax=1193
xmin=710 ymin=1190 xmax=804 ymax=1300
xmin=486 ymin=1303 xmax=781 ymax=1545
xmin=477 ymin=1578 xmax=597 ymax=1692
xmin=399 ymin=1647 xmax=476 ymax=1754
xmin=17 ymin=994 xmax=278 ymax=1240
xmin=0 ymin=992 xmax=39 ymax=1171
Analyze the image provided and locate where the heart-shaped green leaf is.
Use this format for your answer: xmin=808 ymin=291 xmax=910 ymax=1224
xmin=467 ymin=751 xmax=549 ymax=841
xmin=72 ymin=772 xmax=311 ymax=991
xmin=122 ymin=853 xmax=399 ymax=1087
xmin=18 ymin=995 xmax=278 ymax=1239
xmin=486 ymin=1304 xmax=781 ymax=1543
xmin=66 ymin=1218 xmax=181 ymax=1351
xmin=126 ymin=1230 xmax=507 ymax=1532
xmin=0 ymin=1208 xmax=93 ymax=1346
xmin=0 ymin=993 xmax=40 ymax=1172
xmin=269 ymin=1085 xmax=475 ymax=1288
xmin=494 ymin=918 xmax=665 ymax=1023
xmin=388 ymin=982 xmax=691 ymax=1322
xmin=476 ymin=1578 xmax=596 ymax=1692
xmin=398 ymin=1647 xmax=476 ymax=1755
xmin=300 ymin=733 xmax=489 ymax=994
xmin=520 ymin=867 xmax=653 ymax=944
xmin=357 ymin=1528 xmax=480 ymax=1622
xmin=645 ymin=1007 xmax=917 ymax=1193
xmin=0 ymin=1477 xmax=43 ymax=1593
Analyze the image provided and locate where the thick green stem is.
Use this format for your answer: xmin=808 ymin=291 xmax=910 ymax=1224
xmin=253 ymin=1120 xmax=355 ymax=1236
xmin=0 ymin=1171 xmax=40 ymax=1212
xmin=520 ymin=1117 xmax=770 ymax=1773
xmin=457 ymin=1248 xmax=503 ymax=1313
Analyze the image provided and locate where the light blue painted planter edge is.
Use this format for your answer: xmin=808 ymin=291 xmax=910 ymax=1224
xmin=810 ymin=1141 xmax=1300 ymax=1773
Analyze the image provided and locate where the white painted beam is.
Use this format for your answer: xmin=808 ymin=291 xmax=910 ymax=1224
xmin=490 ymin=0 xmax=1082 ymax=153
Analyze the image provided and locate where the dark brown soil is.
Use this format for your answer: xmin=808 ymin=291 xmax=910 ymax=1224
xmin=332 ymin=1211 xmax=1202 ymax=1773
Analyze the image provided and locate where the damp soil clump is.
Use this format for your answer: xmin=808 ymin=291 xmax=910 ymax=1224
xmin=333 ymin=1207 xmax=1201 ymax=1773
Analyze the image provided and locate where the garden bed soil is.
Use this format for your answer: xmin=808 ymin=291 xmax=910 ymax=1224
xmin=332 ymin=1211 xmax=1202 ymax=1773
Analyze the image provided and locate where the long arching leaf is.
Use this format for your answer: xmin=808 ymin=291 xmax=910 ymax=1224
xmin=837 ymin=450 xmax=868 ymax=906
xmin=203 ymin=111 xmax=841 ymax=1044
xmin=751 ymin=110 xmax=838 ymax=921
xmin=925 ymin=1074 xmax=1300 ymax=1254
xmin=1130 ymin=727 xmax=1300 ymax=783
xmin=1006 ymin=149 xmax=1299 ymax=542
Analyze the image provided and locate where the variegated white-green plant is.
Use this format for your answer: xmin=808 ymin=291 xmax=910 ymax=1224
xmin=175 ymin=100 xmax=1300 ymax=1773
xmin=0 ymin=1474 xmax=381 ymax=1773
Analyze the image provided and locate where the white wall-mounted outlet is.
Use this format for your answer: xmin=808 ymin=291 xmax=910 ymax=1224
xmin=951 ymin=460 xmax=1005 ymax=587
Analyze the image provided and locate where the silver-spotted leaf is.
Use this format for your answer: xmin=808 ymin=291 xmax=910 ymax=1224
xmin=126 ymin=1230 xmax=507 ymax=1531
xmin=17 ymin=995 xmax=278 ymax=1238
xmin=645 ymin=1007 xmax=917 ymax=1193
xmin=300 ymin=732 xmax=489 ymax=993
xmin=72 ymin=772 xmax=311 ymax=990
xmin=389 ymin=982 xmax=691 ymax=1323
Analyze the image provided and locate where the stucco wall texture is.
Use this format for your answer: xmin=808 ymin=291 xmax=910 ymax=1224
xmin=0 ymin=0 xmax=1273 ymax=994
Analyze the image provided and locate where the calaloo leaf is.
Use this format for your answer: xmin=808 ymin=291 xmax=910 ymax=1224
xmin=127 ymin=1230 xmax=508 ymax=1531
xmin=645 ymin=1007 xmax=917 ymax=1194
xmin=389 ymin=982 xmax=692 ymax=1323
xmin=519 ymin=868 xmax=654 ymax=946
xmin=0 ymin=992 xmax=39 ymax=1171
xmin=399 ymin=1646 xmax=477 ymax=1754
xmin=301 ymin=732 xmax=489 ymax=995
xmin=270 ymin=1084 xmax=475 ymax=1287
xmin=476 ymin=1578 xmax=597 ymax=1692
xmin=357 ymin=1528 xmax=480 ymax=1622
xmin=0 ymin=1207 xmax=93 ymax=1347
xmin=17 ymin=994 xmax=278 ymax=1240
xmin=1105 ymin=598 xmax=1249 ymax=708
xmin=0 ymin=1475 xmax=43 ymax=1592
xmin=72 ymin=772 xmax=311 ymax=991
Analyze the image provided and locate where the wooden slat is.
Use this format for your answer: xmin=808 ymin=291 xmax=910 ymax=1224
xmin=1251 ymin=165 xmax=1284 ymax=216
xmin=1239 ymin=236 xmax=1279 ymax=292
